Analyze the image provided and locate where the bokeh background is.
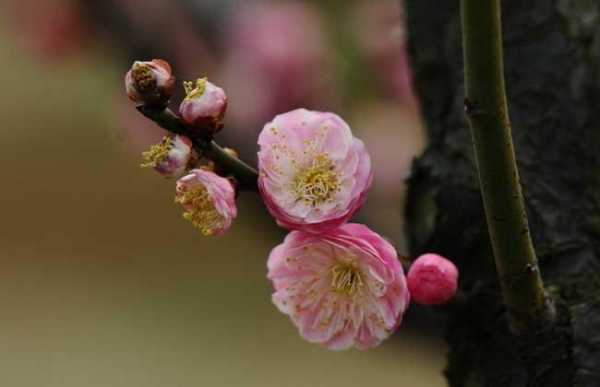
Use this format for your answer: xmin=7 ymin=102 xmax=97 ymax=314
xmin=0 ymin=0 xmax=446 ymax=386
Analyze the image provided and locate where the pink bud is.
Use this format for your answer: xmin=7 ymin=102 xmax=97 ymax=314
xmin=175 ymin=169 xmax=237 ymax=236
xmin=179 ymin=78 xmax=228 ymax=136
xmin=125 ymin=59 xmax=175 ymax=107
xmin=141 ymin=135 xmax=193 ymax=178
xmin=407 ymin=253 xmax=458 ymax=305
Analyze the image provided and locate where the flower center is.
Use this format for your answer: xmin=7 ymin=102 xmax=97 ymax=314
xmin=331 ymin=263 xmax=363 ymax=296
xmin=132 ymin=62 xmax=156 ymax=93
xmin=183 ymin=78 xmax=207 ymax=100
xmin=175 ymin=185 xmax=224 ymax=236
xmin=294 ymin=154 xmax=340 ymax=205
xmin=140 ymin=136 xmax=173 ymax=168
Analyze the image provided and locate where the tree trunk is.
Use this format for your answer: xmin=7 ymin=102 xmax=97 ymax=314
xmin=405 ymin=1 xmax=600 ymax=386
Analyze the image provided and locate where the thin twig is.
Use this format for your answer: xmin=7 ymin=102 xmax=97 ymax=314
xmin=460 ymin=0 xmax=554 ymax=334
xmin=136 ymin=105 xmax=259 ymax=191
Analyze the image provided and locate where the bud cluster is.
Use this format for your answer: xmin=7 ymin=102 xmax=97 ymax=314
xmin=125 ymin=59 xmax=228 ymax=138
xmin=126 ymin=58 xmax=236 ymax=235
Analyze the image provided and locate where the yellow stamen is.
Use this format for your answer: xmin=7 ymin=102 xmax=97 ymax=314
xmin=175 ymin=185 xmax=224 ymax=236
xmin=140 ymin=136 xmax=172 ymax=168
xmin=331 ymin=263 xmax=363 ymax=296
xmin=294 ymin=154 xmax=340 ymax=205
xmin=131 ymin=62 xmax=156 ymax=93
xmin=183 ymin=78 xmax=207 ymax=100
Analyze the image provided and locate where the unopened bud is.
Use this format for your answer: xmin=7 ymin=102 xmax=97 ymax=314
xmin=141 ymin=135 xmax=193 ymax=178
xmin=407 ymin=253 xmax=458 ymax=305
xmin=125 ymin=59 xmax=175 ymax=107
xmin=179 ymin=78 xmax=228 ymax=136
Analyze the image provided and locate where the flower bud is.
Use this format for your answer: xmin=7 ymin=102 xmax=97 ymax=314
xmin=179 ymin=78 xmax=228 ymax=136
xmin=407 ymin=253 xmax=458 ymax=305
xmin=125 ymin=59 xmax=175 ymax=107
xmin=175 ymin=169 xmax=237 ymax=236
xmin=141 ymin=135 xmax=193 ymax=178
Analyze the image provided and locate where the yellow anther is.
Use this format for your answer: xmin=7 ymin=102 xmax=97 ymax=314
xmin=184 ymin=77 xmax=207 ymax=100
xmin=131 ymin=62 xmax=155 ymax=92
xmin=141 ymin=136 xmax=172 ymax=168
xmin=331 ymin=263 xmax=363 ymax=296
xmin=175 ymin=185 xmax=224 ymax=236
xmin=294 ymin=154 xmax=340 ymax=205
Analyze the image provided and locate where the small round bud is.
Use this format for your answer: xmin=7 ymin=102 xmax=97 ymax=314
xmin=141 ymin=135 xmax=193 ymax=178
xmin=179 ymin=78 xmax=228 ymax=136
xmin=125 ymin=59 xmax=175 ymax=107
xmin=407 ymin=253 xmax=458 ymax=305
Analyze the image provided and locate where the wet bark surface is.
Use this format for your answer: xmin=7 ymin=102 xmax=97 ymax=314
xmin=405 ymin=1 xmax=600 ymax=386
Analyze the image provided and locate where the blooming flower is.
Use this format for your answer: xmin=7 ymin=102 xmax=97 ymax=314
xmin=140 ymin=135 xmax=193 ymax=178
xmin=175 ymin=169 xmax=237 ymax=236
xmin=258 ymin=109 xmax=372 ymax=233
xmin=407 ymin=253 xmax=458 ymax=305
xmin=267 ymin=223 xmax=409 ymax=350
xmin=125 ymin=59 xmax=175 ymax=107
xmin=179 ymin=78 xmax=228 ymax=135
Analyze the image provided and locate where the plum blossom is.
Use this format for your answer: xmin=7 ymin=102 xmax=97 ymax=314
xmin=267 ymin=223 xmax=409 ymax=350
xmin=258 ymin=109 xmax=372 ymax=233
xmin=179 ymin=78 xmax=228 ymax=135
xmin=407 ymin=253 xmax=459 ymax=305
xmin=175 ymin=169 xmax=237 ymax=236
xmin=141 ymin=135 xmax=193 ymax=178
xmin=125 ymin=59 xmax=175 ymax=107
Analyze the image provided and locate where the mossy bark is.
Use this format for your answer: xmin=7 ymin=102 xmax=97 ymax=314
xmin=405 ymin=1 xmax=600 ymax=386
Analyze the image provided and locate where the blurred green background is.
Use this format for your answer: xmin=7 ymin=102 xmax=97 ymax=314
xmin=0 ymin=1 xmax=446 ymax=386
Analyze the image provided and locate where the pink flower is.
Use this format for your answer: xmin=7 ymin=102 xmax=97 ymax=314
xmin=175 ymin=169 xmax=237 ymax=236
xmin=141 ymin=135 xmax=194 ymax=178
xmin=268 ymin=223 xmax=409 ymax=350
xmin=258 ymin=109 xmax=372 ymax=233
xmin=179 ymin=78 xmax=228 ymax=135
xmin=125 ymin=59 xmax=175 ymax=107
xmin=407 ymin=253 xmax=459 ymax=305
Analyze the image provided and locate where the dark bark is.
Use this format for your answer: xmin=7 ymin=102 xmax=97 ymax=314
xmin=405 ymin=1 xmax=600 ymax=386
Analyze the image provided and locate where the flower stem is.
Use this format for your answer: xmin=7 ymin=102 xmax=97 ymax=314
xmin=136 ymin=105 xmax=259 ymax=191
xmin=460 ymin=0 xmax=554 ymax=334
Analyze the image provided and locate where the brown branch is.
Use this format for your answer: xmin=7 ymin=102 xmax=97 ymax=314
xmin=136 ymin=105 xmax=259 ymax=191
